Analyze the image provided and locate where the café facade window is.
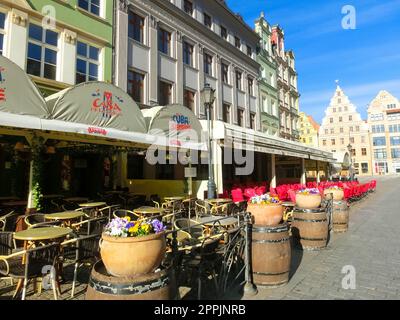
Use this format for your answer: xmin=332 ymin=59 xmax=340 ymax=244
xmin=235 ymin=71 xmax=242 ymax=90
xmin=204 ymin=53 xmax=213 ymax=76
xmin=183 ymin=89 xmax=195 ymax=111
xmin=127 ymin=70 xmax=145 ymax=104
xmin=27 ymin=23 xmax=58 ymax=80
xmin=128 ymin=11 xmax=145 ymax=43
xmin=237 ymin=109 xmax=244 ymax=127
xmin=0 ymin=12 xmax=5 ymax=55
xmin=221 ymin=63 xmax=229 ymax=84
xmin=204 ymin=13 xmax=212 ymax=29
xmin=76 ymin=41 xmax=100 ymax=84
xmin=183 ymin=0 xmax=193 ymax=16
xmin=159 ymin=80 xmax=172 ymax=106
xmin=183 ymin=41 xmax=194 ymax=67
xmin=220 ymin=25 xmax=228 ymax=40
xmin=158 ymin=28 xmax=171 ymax=56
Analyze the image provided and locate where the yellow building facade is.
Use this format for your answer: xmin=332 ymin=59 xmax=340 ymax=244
xmin=300 ymin=112 xmax=320 ymax=148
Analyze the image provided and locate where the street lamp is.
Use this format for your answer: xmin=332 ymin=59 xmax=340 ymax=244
xmin=347 ymin=143 xmax=353 ymax=181
xmin=201 ymin=83 xmax=216 ymax=199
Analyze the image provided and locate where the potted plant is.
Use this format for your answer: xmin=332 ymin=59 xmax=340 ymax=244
xmin=323 ymin=186 xmax=344 ymax=201
xmin=100 ymin=216 xmax=166 ymax=277
xmin=247 ymin=194 xmax=284 ymax=226
xmin=296 ymin=188 xmax=322 ymax=209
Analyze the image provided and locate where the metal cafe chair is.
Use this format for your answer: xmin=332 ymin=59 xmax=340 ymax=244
xmin=98 ymin=204 xmax=120 ymax=221
xmin=112 ymin=209 xmax=141 ymax=221
xmin=0 ymin=242 xmax=61 ymax=300
xmin=60 ymin=233 xmax=101 ymax=298
xmin=0 ymin=211 xmax=20 ymax=232
xmin=72 ymin=216 xmax=109 ymax=236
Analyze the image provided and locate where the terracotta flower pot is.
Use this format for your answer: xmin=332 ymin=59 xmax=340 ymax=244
xmin=323 ymin=189 xmax=344 ymax=201
xmin=100 ymin=232 xmax=166 ymax=277
xmin=295 ymin=193 xmax=322 ymax=209
xmin=247 ymin=203 xmax=284 ymax=226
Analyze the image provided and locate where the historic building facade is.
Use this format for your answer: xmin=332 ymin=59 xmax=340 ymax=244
xmin=299 ymin=112 xmax=320 ymax=148
xmin=254 ymin=12 xmax=279 ymax=136
xmin=0 ymin=0 xmax=113 ymax=96
xmin=115 ymin=0 xmax=261 ymax=130
xmin=271 ymin=25 xmax=300 ymax=141
xmin=319 ymin=85 xmax=372 ymax=176
xmin=367 ymin=90 xmax=400 ymax=175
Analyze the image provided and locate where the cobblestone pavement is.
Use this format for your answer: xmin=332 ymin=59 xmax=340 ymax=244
xmin=242 ymin=175 xmax=400 ymax=300
xmin=1 ymin=175 xmax=399 ymax=300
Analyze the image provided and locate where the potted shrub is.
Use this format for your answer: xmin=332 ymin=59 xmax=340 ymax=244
xmin=323 ymin=186 xmax=344 ymax=201
xmin=296 ymin=188 xmax=322 ymax=209
xmin=247 ymin=194 xmax=284 ymax=226
xmin=100 ymin=216 xmax=166 ymax=277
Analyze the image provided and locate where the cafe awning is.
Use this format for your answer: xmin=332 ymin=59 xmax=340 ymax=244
xmin=44 ymin=82 xmax=153 ymax=145
xmin=142 ymin=104 xmax=207 ymax=150
xmin=0 ymin=55 xmax=46 ymax=130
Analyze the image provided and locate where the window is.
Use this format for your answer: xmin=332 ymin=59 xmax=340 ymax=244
xmin=362 ymin=148 xmax=367 ymax=156
xmin=340 ymin=127 xmax=344 ymax=133
xmin=309 ymin=137 xmax=313 ymax=143
xmin=340 ymin=138 xmax=344 ymax=145
xmin=250 ymin=113 xmax=256 ymax=129
xmin=387 ymin=103 xmax=397 ymax=109
xmin=183 ymin=41 xmax=194 ymax=66
xmin=392 ymin=148 xmax=400 ymax=158
xmin=374 ymin=149 xmax=387 ymax=159
xmin=158 ymin=28 xmax=171 ymax=55
xmin=78 ymin=0 xmax=100 ymax=16
xmin=307 ymin=129 xmax=311 ymax=134
xmin=325 ymin=129 xmax=328 ymax=134
xmin=183 ymin=0 xmax=193 ymax=16
xmin=339 ymin=116 xmax=342 ymax=122
xmin=350 ymin=137 xmax=354 ymax=143
xmin=127 ymin=70 xmax=144 ymax=104
xmin=331 ymin=139 xmax=336 ymax=145
xmin=361 ymin=163 xmax=368 ymax=174
xmin=361 ymin=136 xmax=366 ymax=143
xmin=390 ymin=136 xmax=400 ymax=146
xmin=223 ymin=104 xmax=230 ymax=123
xmin=387 ymin=113 xmax=400 ymax=121
xmin=183 ymin=89 xmax=195 ymax=111
xmin=246 ymin=45 xmax=252 ymax=57
xmin=344 ymin=106 xmax=348 ymax=111
xmin=389 ymin=124 xmax=400 ymax=133
xmin=220 ymin=26 xmax=228 ymax=40
xmin=235 ymin=71 xmax=242 ymax=90
xmin=338 ymin=98 xmax=341 ymax=103
xmin=248 ymin=77 xmax=253 ymax=96
xmin=27 ymin=24 xmax=58 ymax=80
xmin=235 ymin=36 xmax=241 ymax=49
xmin=330 ymin=118 xmax=333 ymax=123
xmin=371 ymin=113 xmax=384 ymax=121
xmin=330 ymin=128 xmax=334 ymax=134
xmin=356 ymin=126 xmax=360 ymax=132
xmin=351 ymin=149 xmax=356 ymax=156
xmin=372 ymin=124 xmax=385 ymax=133
xmin=333 ymin=108 xmax=336 ymax=112
xmin=76 ymin=41 xmax=100 ymax=84
xmin=0 ymin=12 xmax=5 ymax=55
xmin=221 ymin=63 xmax=229 ymax=84
xmin=350 ymin=126 xmax=353 ymax=132
xmin=159 ymin=80 xmax=172 ymax=106
xmin=349 ymin=115 xmax=352 ymax=121
xmin=204 ymin=13 xmax=212 ymax=28
xmin=204 ymin=53 xmax=213 ymax=76
xmin=237 ymin=109 xmax=244 ymax=127
xmin=128 ymin=12 xmax=144 ymax=43
xmin=322 ymin=140 xmax=327 ymax=146
xmin=373 ymin=137 xmax=386 ymax=146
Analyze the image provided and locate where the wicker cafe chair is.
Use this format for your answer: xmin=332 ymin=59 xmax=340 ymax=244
xmin=0 ymin=231 xmax=16 ymax=286
xmin=0 ymin=211 xmax=20 ymax=232
xmin=179 ymin=235 xmax=222 ymax=300
xmin=61 ymin=233 xmax=101 ymax=298
xmin=112 ymin=209 xmax=141 ymax=221
xmin=98 ymin=205 xmax=121 ymax=221
xmin=174 ymin=218 xmax=205 ymax=239
xmin=72 ymin=216 xmax=109 ymax=236
xmin=195 ymin=200 xmax=208 ymax=219
xmin=0 ymin=242 xmax=61 ymax=300
xmin=24 ymin=214 xmax=46 ymax=228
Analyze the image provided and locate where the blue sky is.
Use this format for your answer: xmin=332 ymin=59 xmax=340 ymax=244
xmin=226 ymin=0 xmax=400 ymax=123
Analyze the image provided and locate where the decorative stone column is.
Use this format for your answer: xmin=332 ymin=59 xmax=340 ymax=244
xmin=60 ymin=29 xmax=77 ymax=85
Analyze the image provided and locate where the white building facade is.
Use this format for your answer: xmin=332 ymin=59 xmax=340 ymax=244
xmin=115 ymin=0 xmax=261 ymax=130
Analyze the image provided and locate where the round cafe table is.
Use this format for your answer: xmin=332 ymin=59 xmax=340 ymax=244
xmin=1 ymin=200 xmax=28 ymax=208
xmin=44 ymin=211 xmax=85 ymax=227
xmin=207 ymin=198 xmax=232 ymax=205
xmin=14 ymin=226 xmax=73 ymax=243
xmin=79 ymin=202 xmax=106 ymax=209
xmin=197 ymin=215 xmax=238 ymax=227
xmin=65 ymin=197 xmax=89 ymax=203
xmin=164 ymin=196 xmax=185 ymax=201
xmin=134 ymin=207 xmax=163 ymax=217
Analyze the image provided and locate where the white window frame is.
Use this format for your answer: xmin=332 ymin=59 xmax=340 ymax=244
xmin=77 ymin=0 xmax=105 ymax=18
xmin=26 ymin=22 xmax=59 ymax=80
xmin=0 ymin=11 xmax=6 ymax=55
xmin=76 ymin=40 xmax=101 ymax=83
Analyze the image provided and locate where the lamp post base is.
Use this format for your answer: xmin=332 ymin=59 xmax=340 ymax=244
xmin=243 ymin=282 xmax=258 ymax=297
xmin=207 ymin=180 xmax=217 ymax=199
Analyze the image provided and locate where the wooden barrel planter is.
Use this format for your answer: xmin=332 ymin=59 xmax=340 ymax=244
xmin=86 ymin=260 xmax=172 ymax=300
xmin=332 ymin=200 xmax=349 ymax=233
xmin=291 ymin=207 xmax=329 ymax=250
xmin=251 ymin=223 xmax=291 ymax=287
